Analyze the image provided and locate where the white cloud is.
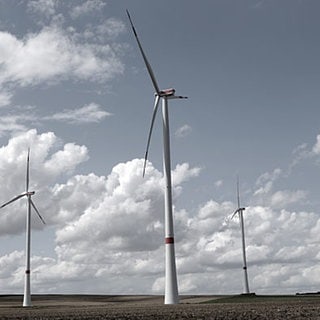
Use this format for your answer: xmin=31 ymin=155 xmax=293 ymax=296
xmin=27 ymin=0 xmax=57 ymax=19
xmin=0 ymin=90 xmax=12 ymax=107
xmin=0 ymin=132 xmax=204 ymax=293
xmin=0 ymin=25 xmax=124 ymax=87
xmin=172 ymin=163 xmax=201 ymax=185
xmin=54 ymin=159 xmax=165 ymax=254
xmin=44 ymin=143 xmax=89 ymax=175
xmin=70 ymin=0 xmax=106 ymax=19
xmin=29 ymin=202 xmax=320 ymax=294
xmin=44 ymin=103 xmax=112 ymax=124
xmin=0 ymin=129 xmax=89 ymax=235
xmin=0 ymin=115 xmax=30 ymax=137
xmin=270 ymin=190 xmax=307 ymax=208
xmin=0 ymin=103 xmax=111 ymax=137
xmin=49 ymin=173 xmax=106 ymax=225
xmin=214 ymin=180 xmax=223 ymax=188
xmin=287 ymin=132 xmax=320 ymax=171
xmin=0 ymin=251 xmax=24 ymax=280
xmin=254 ymin=168 xmax=282 ymax=195
xmin=96 ymin=18 xmax=126 ymax=40
xmin=312 ymin=134 xmax=320 ymax=155
xmin=76 ymin=18 xmax=126 ymax=44
xmin=1 ymin=130 xmax=320 ymax=295
xmin=173 ymin=204 xmax=320 ymax=294
xmin=175 ymin=124 xmax=192 ymax=138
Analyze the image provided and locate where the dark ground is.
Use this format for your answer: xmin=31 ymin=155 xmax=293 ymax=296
xmin=0 ymin=294 xmax=320 ymax=319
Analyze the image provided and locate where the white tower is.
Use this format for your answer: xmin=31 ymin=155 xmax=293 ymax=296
xmin=232 ymin=177 xmax=250 ymax=294
xmin=127 ymin=11 xmax=187 ymax=304
xmin=0 ymin=149 xmax=45 ymax=307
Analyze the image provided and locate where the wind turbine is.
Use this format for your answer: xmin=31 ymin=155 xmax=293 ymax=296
xmin=0 ymin=149 xmax=45 ymax=307
xmin=231 ymin=177 xmax=250 ymax=294
xmin=126 ymin=10 xmax=187 ymax=304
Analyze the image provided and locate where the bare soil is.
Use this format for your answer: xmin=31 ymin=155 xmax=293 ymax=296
xmin=0 ymin=294 xmax=319 ymax=319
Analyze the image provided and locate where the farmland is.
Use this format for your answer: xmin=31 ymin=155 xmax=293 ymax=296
xmin=0 ymin=294 xmax=320 ymax=319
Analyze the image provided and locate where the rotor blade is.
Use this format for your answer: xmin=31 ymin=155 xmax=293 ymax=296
xmin=30 ymin=199 xmax=46 ymax=225
xmin=231 ymin=209 xmax=239 ymax=220
xmin=143 ymin=95 xmax=161 ymax=177
xmin=126 ymin=10 xmax=160 ymax=95
xmin=237 ymin=175 xmax=240 ymax=209
xmin=0 ymin=193 xmax=27 ymax=209
xmin=170 ymin=95 xmax=188 ymax=100
xmin=26 ymin=148 xmax=30 ymax=192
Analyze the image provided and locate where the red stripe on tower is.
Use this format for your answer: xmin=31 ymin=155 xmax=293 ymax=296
xmin=165 ymin=237 xmax=174 ymax=244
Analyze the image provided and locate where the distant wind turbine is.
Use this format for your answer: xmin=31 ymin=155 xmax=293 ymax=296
xmin=126 ymin=10 xmax=187 ymax=304
xmin=0 ymin=149 xmax=45 ymax=307
xmin=231 ymin=177 xmax=250 ymax=294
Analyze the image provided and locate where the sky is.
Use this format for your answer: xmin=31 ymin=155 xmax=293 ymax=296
xmin=1 ymin=0 xmax=320 ymax=296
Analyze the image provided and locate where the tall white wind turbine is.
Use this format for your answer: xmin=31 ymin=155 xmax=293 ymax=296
xmin=231 ymin=177 xmax=250 ymax=294
xmin=0 ymin=149 xmax=45 ymax=307
xmin=127 ymin=10 xmax=187 ymax=304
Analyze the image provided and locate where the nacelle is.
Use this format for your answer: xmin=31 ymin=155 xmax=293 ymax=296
xmin=160 ymin=88 xmax=175 ymax=96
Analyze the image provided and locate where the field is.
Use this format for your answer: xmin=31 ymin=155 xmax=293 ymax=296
xmin=0 ymin=294 xmax=320 ymax=319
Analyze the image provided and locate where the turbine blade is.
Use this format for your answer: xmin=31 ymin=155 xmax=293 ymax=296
xmin=0 ymin=193 xmax=27 ymax=209
xmin=126 ymin=9 xmax=160 ymax=95
xmin=231 ymin=209 xmax=239 ymax=220
xmin=30 ymin=199 xmax=46 ymax=225
xmin=26 ymin=148 xmax=30 ymax=192
xmin=237 ymin=175 xmax=240 ymax=209
xmin=143 ymin=95 xmax=161 ymax=177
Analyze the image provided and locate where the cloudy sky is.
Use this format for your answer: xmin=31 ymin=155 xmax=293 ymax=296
xmin=1 ymin=0 xmax=320 ymax=296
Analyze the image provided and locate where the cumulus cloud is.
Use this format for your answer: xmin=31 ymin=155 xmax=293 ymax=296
xmin=270 ymin=190 xmax=307 ymax=208
xmin=2 ymin=130 xmax=320 ymax=296
xmin=0 ymin=251 xmax=24 ymax=280
xmin=172 ymin=163 xmax=201 ymax=185
xmin=172 ymin=203 xmax=320 ymax=294
xmin=54 ymin=159 xmax=193 ymax=255
xmin=0 ymin=26 xmax=124 ymax=86
xmin=5 ymin=200 xmax=320 ymax=295
xmin=0 ymin=251 xmax=25 ymax=291
xmin=0 ymin=129 xmax=88 ymax=235
xmin=46 ymin=160 xmax=224 ymax=294
xmin=0 ymin=131 xmax=203 ymax=294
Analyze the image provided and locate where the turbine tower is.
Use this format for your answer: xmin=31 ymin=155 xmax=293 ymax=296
xmin=231 ymin=177 xmax=250 ymax=294
xmin=0 ymin=149 xmax=45 ymax=307
xmin=127 ymin=10 xmax=187 ymax=304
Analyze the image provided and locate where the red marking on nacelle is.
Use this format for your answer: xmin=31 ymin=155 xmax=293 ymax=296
xmin=160 ymin=88 xmax=175 ymax=96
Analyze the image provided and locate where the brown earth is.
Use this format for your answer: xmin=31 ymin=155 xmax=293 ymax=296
xmin=0 ymin=294 xmax=319 ymax=319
